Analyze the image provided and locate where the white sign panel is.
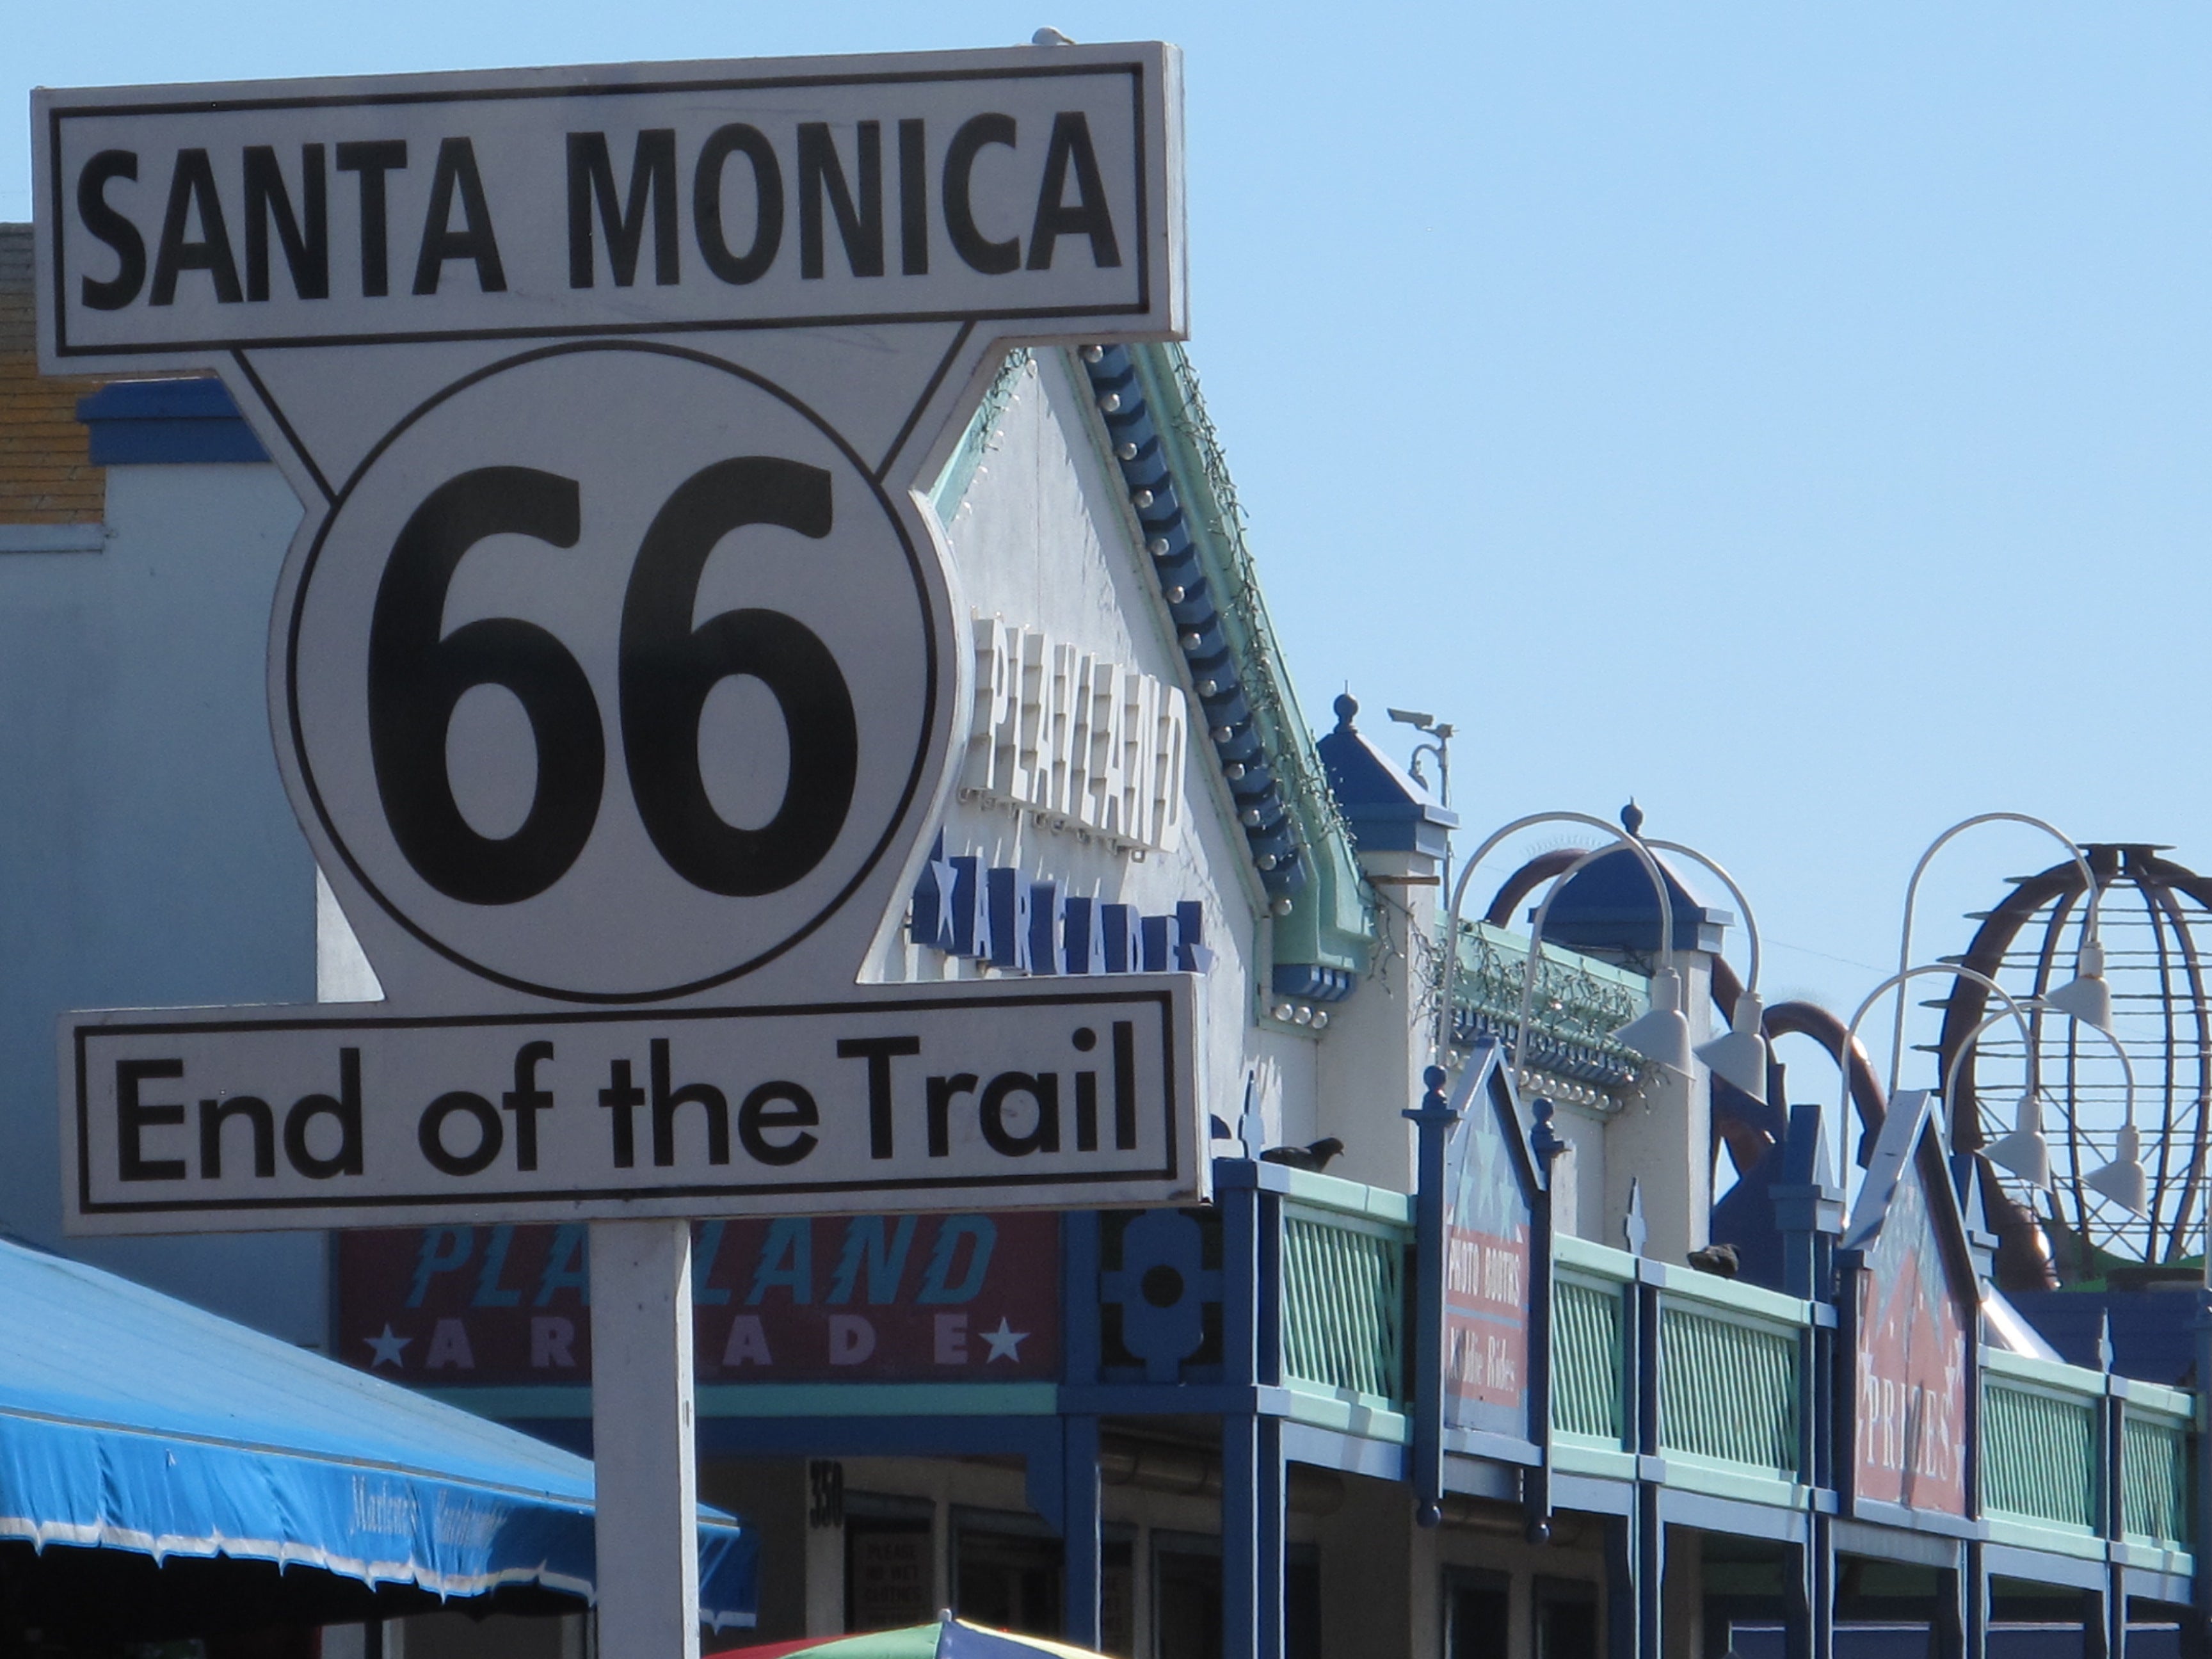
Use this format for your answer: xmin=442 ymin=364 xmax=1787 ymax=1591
xmin=35 ymin=47 xmax=1181 ymax=360
xmin=287 ymin=342 xmax=940 ymax=1002
xmin=67 ymin=979 xmax=1199 ymax=1233
xmin=38 ymin=43 xmax=1199 ymax=1237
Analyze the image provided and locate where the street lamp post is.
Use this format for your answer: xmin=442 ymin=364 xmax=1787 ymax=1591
xmin=1644 ymin=839 xmax=1771 ymax=1105
xmin=1438 ymin=812 xmax=1771 ymax=1095
xmin=1943 ymin=1003 xmax=2145 ymax=1214
xmin=1436 ymin=812 xmax=1685 ymax=1080
xmin=1889 ymin=813 xmax=2113 ymax=1105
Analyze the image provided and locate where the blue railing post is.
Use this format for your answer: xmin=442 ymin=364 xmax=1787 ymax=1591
xmin=1959 ymin=1151 xmax=1996 ymax=1659
xmin=2097 ymin=1315 xmax=2128 ymax=1659
xmin=2192 ymin=1278 xmax=2212 ymax=1657
xmin=1525 ymin=1096 xmax=1566 ymax=1539
xmin=1062 ymin=1415 xmax=1102 ymax=1649
xmin=1775 ymin=1103 xmax=1843 ymax=1659
xmin=1220 ymin=1167 xmax=1278 ymax=1659
xmin=1406 ymin=1062 xmax=1462 ymax=1527
xmin=1058 ymin=1212 xmax=1104 ymax=1648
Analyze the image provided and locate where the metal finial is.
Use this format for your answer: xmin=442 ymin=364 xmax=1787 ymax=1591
xmin=1333 ymin=693 xmax=1358 ymax=732
xmin=1621 ymin=799 xmax=1645 ymax=838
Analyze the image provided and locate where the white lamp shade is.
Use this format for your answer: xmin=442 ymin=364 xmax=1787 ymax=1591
xmin=2044 ymin=939 xmax=2113 ymax=1032
xmin=2082 ymin=1122 xmax=2148 ymax=1215
xmin=1984 ymin=1091 xmax=2051 ymax=1188
xmin=1614 ymin=967 xmax=1694 ymax=1076
xmin=1694 ymin=990 xmax=1768 ymax=1103
xmin=2042 ymin=972 xmax=2113 ymax=1033
xmin=1985 ymin=1128 xmax=2051 ymax=1190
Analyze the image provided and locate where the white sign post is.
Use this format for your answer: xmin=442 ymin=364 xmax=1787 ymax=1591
xmin=35 ymin=42 xmax=1187 ymax=1656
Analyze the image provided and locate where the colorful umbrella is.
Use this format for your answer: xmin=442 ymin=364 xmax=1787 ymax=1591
xmin=712 ymin=1614 xmax=1109 ymax=1659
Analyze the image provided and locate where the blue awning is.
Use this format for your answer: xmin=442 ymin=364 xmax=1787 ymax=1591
xmin=0 ymin=1236 xmax=754 ymax=1628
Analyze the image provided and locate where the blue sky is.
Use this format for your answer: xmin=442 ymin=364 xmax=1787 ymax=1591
xmin=11 ymin=4 xmax=2209 ymax=1102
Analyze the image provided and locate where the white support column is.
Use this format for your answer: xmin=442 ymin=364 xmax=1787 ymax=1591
xmin=590 ymin=1219 xmax=699 ymax=1659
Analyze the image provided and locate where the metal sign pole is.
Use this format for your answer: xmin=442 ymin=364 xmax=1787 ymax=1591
xmin=589 ymin=1219 xmax=700 ymax=1659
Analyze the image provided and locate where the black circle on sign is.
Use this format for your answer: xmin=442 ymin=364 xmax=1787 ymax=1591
xmin=284 ymin=341 xmax=941 ymax=1004
xmin=419 ymin=1090 xmax=504 ymax=1176
xmin=1140 ymin=1264 xmax=1185 ymax=1308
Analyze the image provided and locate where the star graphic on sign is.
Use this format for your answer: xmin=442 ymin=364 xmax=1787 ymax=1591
xmin=363 ymin=1325 xmax=412 ymax=1370
xmin=922 ymin=854 xmax=961 ymax=949
xmin=980 ymin=1318 xmax=1029 ymax=1363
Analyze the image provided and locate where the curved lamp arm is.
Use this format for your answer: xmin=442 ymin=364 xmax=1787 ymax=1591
xmin=1645 ymin=838 xmax=1760 ymax=1000
xmin=1891 ymin=812 xmax=2106 ymax=1099
xmin=1840 ymin=962 xmax=2041 ymax=1179
xmin=1942 ymin=1002 xmax=2137 ymax=1130
xmin=1436 ymin=811 xmax=1677 ymax=1064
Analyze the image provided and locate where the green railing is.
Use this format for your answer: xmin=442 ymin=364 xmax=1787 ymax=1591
xmin=1553 ymin=1276 xmax=1625 ymax=1441
xmin=1981 ymin=1352 xmax=2100 ymax=1534
xmin=1551 ymin=1236 xmax=1632 ymax=1448
xmin=1548 ymin=1238 xmax=1809 ymax=1487
xmin=1655 ymin=1274 xmax=1805 ymax=1479
xmin=1658 ymin=1298 xmax=1799 ymax=1475
xmin=1276 ymin=1173 xmax=1411 ymax=1407
xmin=2122 ymin=1406 xmax=2192 ymax=1551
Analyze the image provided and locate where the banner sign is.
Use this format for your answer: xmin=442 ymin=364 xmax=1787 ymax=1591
xmin=65 ymin=981 xmax=1198 ymax=1233
xmin=1845 ymin=1092 xmax=1971 ymax=1516
xmin=337 ymin=1214 xmax=1060 ymax=1382
xmin=1441 ymin=1063 xmax=1532 ymax=1437
xmin=35 ymin=47 xmax=1181 ymax=361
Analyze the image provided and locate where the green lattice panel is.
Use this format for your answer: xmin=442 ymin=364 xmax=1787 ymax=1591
xmin=1658 ymin=1304 xmax=1797 ymax=1475
xmin=1551 ymin=1278 xmax=1624 ymax=1442
xmin=1280 ymin=1213 xmax=1403 ymax=1401
xmin=2123 ymin=1415 xmax=2191 ymax=1550
xmin=1982 ymin=1383 xmax=2097 ymax=1531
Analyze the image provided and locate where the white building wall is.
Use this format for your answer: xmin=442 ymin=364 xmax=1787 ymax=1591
xmin=879 ymin=350 xmax=1319 ymax=1157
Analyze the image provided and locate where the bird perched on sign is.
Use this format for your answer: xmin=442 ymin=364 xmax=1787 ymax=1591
xmin=1260 ymin=1138 xmax=1345 ymax=1173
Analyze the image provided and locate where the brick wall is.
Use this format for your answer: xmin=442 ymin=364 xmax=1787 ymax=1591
xmin=0 ymin=223 xmax=104 ymax=524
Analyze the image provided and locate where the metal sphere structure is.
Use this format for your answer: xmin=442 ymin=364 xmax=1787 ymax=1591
xmin=1939 ymin=844 xmax=2212 ymax=1285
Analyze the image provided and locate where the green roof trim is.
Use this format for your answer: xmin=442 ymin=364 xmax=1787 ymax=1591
xmin=922 ymin=340 xmax=1375 ymax=1011
xmin=926 ymin=348 xmax=1034 ymax=522
xmin=1119 ymin=342 xmax=1373 ymax=990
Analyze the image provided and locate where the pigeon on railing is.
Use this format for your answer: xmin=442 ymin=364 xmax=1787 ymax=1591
xmin=1686 ymin=1242 xmax=1740 ymax=1279
xmin=1259 ymin=1137 xmax=1345 ymax=1173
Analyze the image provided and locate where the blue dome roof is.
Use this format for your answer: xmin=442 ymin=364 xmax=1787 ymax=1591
xmin=1315 ymin=694 xmax=1456 ymax=860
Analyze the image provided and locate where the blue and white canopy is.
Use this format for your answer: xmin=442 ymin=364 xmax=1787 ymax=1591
xmin=0 ymin=1237 xmax=754 ymax=1628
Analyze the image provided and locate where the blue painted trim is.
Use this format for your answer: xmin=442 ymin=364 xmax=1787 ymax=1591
xmin=1406 ymin=1064 xmax=1456 ymax=1523
xmin=1445 ymin=1428 xmax=1543 ymax=1468
xmin=1057 ymin=1382 xmax=1265 ymax=1416
xmin=1270 ymin=963 xmax=1354 ymax=1003
xmin=694 ymin=1413 xmax=1064 ymax=1463
xmin=1550 ymin=1472 xmax=1637 ymax=1518
xmin=1655 ymin=1487 xmax=1811 ymax=1544
xmin=1062 ymin=1211 xmax=1102 ymax=1386
xmin=1439 ymin=1454 xmax=1520 ymax=1502
xmin=77 ymin=378 xmax=270 ymax=465
xmin=1281 ymin=1422 xmax=1407 ymax=1482
xmin=1061 ymin=1416 xmax=1102 ymax=1645
xmin=1847 ymin=1495 xmax=1983 ymax=1540
xmin=1980 ymin=1542 xmax=2109 ymax=1592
